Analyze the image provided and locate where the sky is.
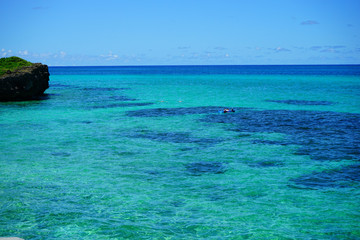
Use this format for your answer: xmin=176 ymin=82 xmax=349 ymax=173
xmin=1 ymin=0 xmax=360 ymax=66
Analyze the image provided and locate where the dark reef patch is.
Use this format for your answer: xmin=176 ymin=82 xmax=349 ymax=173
xmin=185 ymin=162 xmax=227 ymax=176
xmin=113 ymin=151 xmax=137 ymax=156
xmin=290 ymin=164 xmax=360 ymax=189
xmin=124 ymin=129 xmax=221 ymax=147
xmin=251 ymin=139 xmax=291 ymax=146
xmin=179 ymin=147 xmax=195 ymax=151
xmin=202 ymin=109 xmax=360 ymax=162
xmin=51 ymin=152 xmax=71 ymax=157
xmin=53 ymin=84 xmax=139 ymax=110
xmin=89 ymin=102 xmax=153 ymax=109
xmin=202 ymin=108 xmax=360 ymax=188
xmin=126 ymin=106 xmax=230 ymax=117
xmin=80 ymin=120 xmax=92 ymax=124
xmin=79 ymin=88 xmax=135 ymax=102
xmin=109 ymin=95 xmax=137 ymax=101
xmin=247 ymin=160 xmax=284 ymax=168
xmin=50 ymin=84 xmax=131 ymax=92
xmin=82 ymin=87 xmax=130 ymax=91
xmin=266 ymin=99 xmax=335 ymax=106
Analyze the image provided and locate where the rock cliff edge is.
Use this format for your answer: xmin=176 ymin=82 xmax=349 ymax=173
xmin=0 ymin=63 xmax=50 ymax=101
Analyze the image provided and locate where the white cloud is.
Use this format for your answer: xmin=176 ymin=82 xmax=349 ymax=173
xmin=309 ymin=45 xmax=346 ymax=53
xmin=274 ymin=47 xmax=291 ymax=52
xmin=1 ymin=49 xmax=12 ymax=57
xmin=100 ymin=51 xmax=119 ymax=61
xmin=214 ymin=47 xmax=227 ymax=51
xmin=18 ymin=50 xmax=29 ymax=56
xmin=178 ymin=46 xmax=190 ymax=50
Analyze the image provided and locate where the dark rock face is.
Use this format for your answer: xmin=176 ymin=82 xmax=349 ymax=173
xmin=0 ymin=63 xmax=50 ymax=101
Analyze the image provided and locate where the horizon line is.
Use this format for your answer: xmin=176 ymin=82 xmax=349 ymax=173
xmin=48 ymin=63 xmax=360 ymax=67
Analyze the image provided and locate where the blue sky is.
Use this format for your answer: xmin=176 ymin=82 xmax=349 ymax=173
xmin=1 ymin=0 xmax=359 ymax=66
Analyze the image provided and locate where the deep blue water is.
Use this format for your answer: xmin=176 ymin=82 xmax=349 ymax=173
xmin=49 ymin=65 xmax=360 ymax=76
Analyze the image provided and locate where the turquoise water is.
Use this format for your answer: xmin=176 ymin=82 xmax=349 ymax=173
xmin=1 ymin=65 xmax=359 ymax=239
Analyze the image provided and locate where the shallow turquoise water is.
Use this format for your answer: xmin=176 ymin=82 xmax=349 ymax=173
xmin=0 ymin=66 xmax=359 ymax=239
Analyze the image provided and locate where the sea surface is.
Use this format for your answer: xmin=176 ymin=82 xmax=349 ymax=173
xmin=1 ymin=65 xmax=359 ymax=239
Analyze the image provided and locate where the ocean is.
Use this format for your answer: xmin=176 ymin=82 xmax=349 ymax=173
xmin=1 ymin=65 xmax=359 ymax=239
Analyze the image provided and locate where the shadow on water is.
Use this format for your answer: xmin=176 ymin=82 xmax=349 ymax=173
xmin=0 ymin=94 xmax=54 ymax=106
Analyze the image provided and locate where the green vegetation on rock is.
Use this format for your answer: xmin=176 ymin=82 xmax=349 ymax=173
xmin=0 ymin=56 xmax=33 ymax=76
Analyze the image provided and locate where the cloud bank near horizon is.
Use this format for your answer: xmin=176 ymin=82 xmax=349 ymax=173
xmin=1 ymin=45 xmax=358 ymax=66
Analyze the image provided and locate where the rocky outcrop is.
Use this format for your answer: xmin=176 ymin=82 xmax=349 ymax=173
xmin=0 ymin=63 xmax=50 ymax=101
